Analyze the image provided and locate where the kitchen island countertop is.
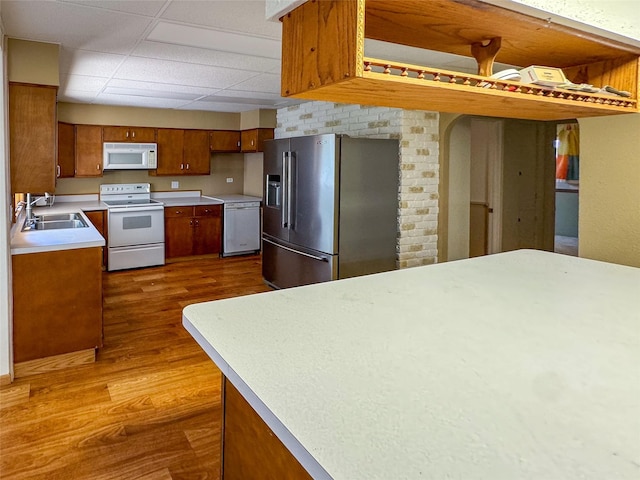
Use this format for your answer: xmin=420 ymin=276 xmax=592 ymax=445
xmin=183 ymin=249 xmax=640 ymax=480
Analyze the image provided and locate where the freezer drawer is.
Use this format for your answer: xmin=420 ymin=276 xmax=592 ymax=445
xmin=262 ymin=236 xmax=337 ymax=289
xmin=108 ymin=243 xmax=165 ymax=271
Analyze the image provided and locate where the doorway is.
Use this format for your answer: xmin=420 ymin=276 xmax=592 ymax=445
xmin=441 ymin=115 xmax=556 ymax=262
xmin=553 ymin=122 xmax=580 ymax=256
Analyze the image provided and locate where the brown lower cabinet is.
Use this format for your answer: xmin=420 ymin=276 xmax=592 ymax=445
xmin=84 ymin=210 xmax=108 ymax=268
xmin=12 ymin=247 xmax=103 ymax=363
xmin=222 ymin=377 xmax=312 ymax=480
xmin=164 ymin=205 xmax=222 ymax=258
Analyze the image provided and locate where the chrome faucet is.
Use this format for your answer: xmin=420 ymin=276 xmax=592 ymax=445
xmin=20 ymin=192 xmax=53 ymax=224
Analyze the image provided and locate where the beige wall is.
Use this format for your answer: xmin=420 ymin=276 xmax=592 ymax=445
xmin=243 ymin=152 xmax=264 ymax=197
xmin=58 ymin=102 xmax=239 ymax=130
xmin=7 ymin=38 xmax=59 ymax=86
xmin=239 ymin=108 xmax=277 ymax=130
xmin=578 ymin=113 xmax=640 ymax=267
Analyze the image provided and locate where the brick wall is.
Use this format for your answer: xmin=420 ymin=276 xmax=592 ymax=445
xmin=275 ymin=102 xmax=439 ymax=267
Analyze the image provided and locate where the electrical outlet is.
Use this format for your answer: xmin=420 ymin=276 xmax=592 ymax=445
xmin=226 ymin=178 xmax=234 ymax=183
xmin=171 ymin=181 xmax=179 ymax=189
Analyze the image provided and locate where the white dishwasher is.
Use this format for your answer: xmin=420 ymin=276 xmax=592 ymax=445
xmin=213 ymin=195 xmax=261 ymax=257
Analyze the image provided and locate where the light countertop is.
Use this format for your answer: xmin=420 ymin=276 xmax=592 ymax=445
xmin=11 ymin=209 xmax=105 ymax=255
xmin=210 ymin=194 xmax=262 ymax=203
xmin=183 ymin=250 xmax=640 ymax=480
xmin=153 ymin=192 xmax=223 ymax=207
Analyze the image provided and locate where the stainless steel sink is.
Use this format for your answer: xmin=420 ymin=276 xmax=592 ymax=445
xmin=34 ymin=212 xmax=85 ymax=222
xmin=22 ymin=213 xmax=89 ymax=231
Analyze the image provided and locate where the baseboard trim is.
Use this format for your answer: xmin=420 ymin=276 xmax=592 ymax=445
xmin=14 ymin=349 xmax=96 ymax=379
xmin=0 ymin=373 xmax=12 ymax=386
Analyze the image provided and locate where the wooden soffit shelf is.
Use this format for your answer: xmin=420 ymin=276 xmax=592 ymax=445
xmin=280 ymin=0 xmax=640 ymax=121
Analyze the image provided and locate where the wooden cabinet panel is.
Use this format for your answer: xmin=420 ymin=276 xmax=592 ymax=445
xmin=223 ymin=378 xmax=312 ymax=480
xmin=75 ymin=125 xmax=103 ymax=177
xmin=165 ymin=205 xmax=221 ymax=258
xmin=195 ymin=205 xmax=221 ymax=217
xmin=165 ymin=214 xmax=194 ymax=259
xmin=12 ymin=247 xmax=103 ymax=363
xmin=84 ymin=210 xmax=108 ymax=268
xmin=241 ymin=128 xmax=274 ymax=153
xmin=103 ymin=126 xmax=156 ymax=142
xmin=9 ymin=83 xmax=57 ymax=193
xmin=193 ymin=216 xmax=221 ymax=255
xmin=57 ymin=122 xmax=75 ymax=178
xmin=184 ymin=129 xmax=211 ymax=174
xmin=156 ymin=128 xmax=185 ymax=175
xmin=194 ymin=204 xmax=222 ymax=255
xmin=210 ymin=130 xmax=241 ymax=152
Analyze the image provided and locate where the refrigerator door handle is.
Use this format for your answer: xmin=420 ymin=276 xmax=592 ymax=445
xmin=287 ymin=152 xmax=296 ymax=230
xmin=263 ymin=237 xmax=329 ymax=262
xmin=281 ymin=151 xmax=288 ymax=228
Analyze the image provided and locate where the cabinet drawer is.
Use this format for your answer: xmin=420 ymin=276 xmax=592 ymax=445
xmin=164 ymin=206 xmax=194 ymax=218
xmin=195 ymin=205 xmax=221 ymax=217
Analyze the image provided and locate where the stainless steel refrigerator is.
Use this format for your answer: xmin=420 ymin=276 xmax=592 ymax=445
xmin=262 ymin=134 xmax=399 ymax=289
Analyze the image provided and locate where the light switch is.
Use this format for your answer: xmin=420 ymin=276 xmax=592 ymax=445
xmin=226 ymin=178 xmax=234 ymax=183
xmin=171 ymin=181 xmax=179 ymax=189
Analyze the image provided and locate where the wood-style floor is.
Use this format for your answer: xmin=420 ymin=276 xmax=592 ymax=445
xmin=0 ymin=254 xmax=271 ymax=480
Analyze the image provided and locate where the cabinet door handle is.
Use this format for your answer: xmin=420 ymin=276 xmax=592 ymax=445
xmin=180 ymin=163 xmax=184 ymax=170
xmin=176 ymin=210 xmax=182 ymax=214
xmin=132 ymin=131 xmax=136 ymax=138
xmin=126 ymin=131 xmax=129 ymax=138
xmin=96 ymin=164 xmax=100 ymax=170
xmin=186 ymin=163 xmax=190 ymax=170
xmin=57 ymin=165 xmax=61 ymax=177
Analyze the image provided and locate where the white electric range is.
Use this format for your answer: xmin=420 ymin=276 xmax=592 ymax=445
xmin=100 ymin=183 xmax=165 ymax=271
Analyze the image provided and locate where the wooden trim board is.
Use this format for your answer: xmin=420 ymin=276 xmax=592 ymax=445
xmin=14 ymin=348 xmax=96 ymax=379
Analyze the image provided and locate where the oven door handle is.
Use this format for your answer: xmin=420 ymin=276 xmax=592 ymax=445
xmin=108 ymin=207 xmax=164 ymax=214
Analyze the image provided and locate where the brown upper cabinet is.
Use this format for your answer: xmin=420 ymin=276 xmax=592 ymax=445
xmin=103 ymin=126 xmax=156 ymax=143
xmin=9 ymin=83 xmax=57 ymax=194
xmin=57 ymin=122 xmax=76 ymax=179
xmin=280 ymin=0 xmax=639 ymax=120
xmin=155 ymin=128 xmax=210 ymax=176
xmin=75 ymin=125 xmax=103 ymax=177
xmin=241 ymin=128 xmax=274 ymax=153
xmin=210 ymin=130 xmax=241 ymax=152
xmin=183 ymin=130 xmax=211 ymax=174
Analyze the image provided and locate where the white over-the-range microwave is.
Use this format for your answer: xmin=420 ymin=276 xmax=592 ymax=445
xmin=103 ymin=142 xmax=158 ymax=170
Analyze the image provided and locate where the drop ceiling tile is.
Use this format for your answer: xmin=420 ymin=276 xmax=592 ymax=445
xmin=195 ymin=94 xmax=278 ymax=106
xmin=107 ymin=78 xmax=220 ymax=97
xmin=177 ymin=100 xmax=274 ymax=113
xmin=146 ymin=22 xmax=280 ymax=59
xmin=132 ymin=40 xmax=281 ymax=72
xmin=115 ymin=57 xmax=259 ymax=89
xmin=215 ymin=90 xmax=284 ymax=101
xmin=1 ymin=1 xmax=152 ymax=54
xmin=161 ymin=0 xmax=281 ymax=39
xmin=60 ymin=74 xmax=109 ymax=93
xmin=58 ymin=91 xmax=100 ymax=104
xmin=59 ymin=0 xmax=166 ymax=17
xmin=94 ymin=93 xmax=191 ymax=109
xmin=228 ymin=72 xmax=281 ymax=94
xmin=102 ymin=86 xmax=202 ymax=101
xmin=59 ymin=48 xmax=126 ymax=76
